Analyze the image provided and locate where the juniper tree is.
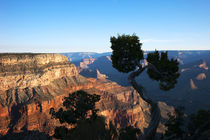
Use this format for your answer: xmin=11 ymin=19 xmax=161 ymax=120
xmin=50 ymin=90 xmax=142 ymax=140
xmin=110 ymin=34 xmax=179 ymax=139
xmin=50 ymin=90 xmax=117 ymax=140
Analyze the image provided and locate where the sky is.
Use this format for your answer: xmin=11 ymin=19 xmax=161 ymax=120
xmin=0 ymin=0 xmax=210 ymax=53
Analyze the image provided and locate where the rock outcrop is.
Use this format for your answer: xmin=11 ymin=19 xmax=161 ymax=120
xmin=96 ymin=69 xmax=107 ymax=80
xmin=199 ymin=60 xmax=208 ymax=70
xmin=0 ymin=53 xmax=173 ymax=137
xmin=196 ymin=73 xmax=206 ymax=80
xmin=181 ymin=68 xmax=190 ymax=72
xmin=177 ymin=58 xmax=184 ymax=65
xmin=190 ymin=79 xmax=198 ymax=90
xmin=0 ymin=53 xmax=78 ymax=91
xmin=0 ymin=53 xmax=90 ymax=135
xmin=79 ymin=57 xmax=96 ymax=69
xmin=91 ymin=79 xmax=174 ymax=134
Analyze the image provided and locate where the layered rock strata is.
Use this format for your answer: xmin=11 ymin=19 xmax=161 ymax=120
xmin=0 ymin=53 xmax=173 ymax=137
xmin=0 ymin=53 xmax=89 ymax=135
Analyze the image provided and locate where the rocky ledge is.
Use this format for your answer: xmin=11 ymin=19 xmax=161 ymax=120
xmin=0 ymin=53 xmax=78 ymax=91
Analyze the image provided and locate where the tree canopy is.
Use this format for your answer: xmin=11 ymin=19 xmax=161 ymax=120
xmin=110 ymin=34 xmax=144 ymax=73
xmin=110 ymin=34 xmax=179 ymax=91
xmin=50 ymin=90 xmax=109 ymax=139
xmin=50 ymin=90 xmax=100 ymax=125
xmin=147 ymin=50 xmax=179 ymax=90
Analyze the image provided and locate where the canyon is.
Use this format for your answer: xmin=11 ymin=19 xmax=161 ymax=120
xmin=0 ymin=53 xmax=174 ymax=138
xmin=70 ymin=51 xmax=210 ymax=114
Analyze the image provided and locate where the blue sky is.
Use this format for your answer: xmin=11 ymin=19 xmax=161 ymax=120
xmin=0 ymin=0 xmax=210 ymax=53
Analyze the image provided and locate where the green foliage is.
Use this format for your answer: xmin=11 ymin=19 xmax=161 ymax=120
xmin=119 ymin=126 xmax=141 ymax=140
xmin=50 ymin=90 xmax=107 ymax=139
xmin=53 ymin=117 xmax=114 ymax=140
xmin=50 ymin=90 xmax=121 ymax=140
xmin=53 ymin=126 xmax=68 ymax=139
xmin=188 ymin=109 xmax=210 ymax=136
xmin=110 ymin=34 xmax=179 ymax=91
xmin=63 ymin=117 xmax=111 ymax=140
xmin=147 ymin=50 xmax=179 ymax=90
xmin=50 ymin=90 xmax=100 ymax=125
xmin=164 ymin=106 xmax=185 ymax=138
xmin=163 ymin=107 xmax=210 ymax=139
xmin=110 ymin=34 xmax=144 ymax=73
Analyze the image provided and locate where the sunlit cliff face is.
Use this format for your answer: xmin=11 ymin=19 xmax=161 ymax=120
xmin=0 ymin=54 xmax=78 ymax=90
xmin=0 ymin=53 xmax=174 ymax=136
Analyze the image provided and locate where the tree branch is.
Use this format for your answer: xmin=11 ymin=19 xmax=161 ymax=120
xmin=147 ymin=62 xmax=177 ymax=81
xmin=128 ymin=66 xmax=153 ymax=105
xmin=128 ymin=64 xmax=161 ymax=140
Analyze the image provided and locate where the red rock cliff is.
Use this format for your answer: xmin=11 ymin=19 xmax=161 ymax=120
xmin=0 ymin=53 xmax=173 ymax=136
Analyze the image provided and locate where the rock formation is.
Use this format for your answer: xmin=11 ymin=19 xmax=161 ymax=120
xmin=96 ymin=69 xmax=107 ymax=80
xmin=0 ymin=53 xmax=90 ymax=135
xmin=106 ymin=56 xmax=112 ymax=61
xmin=199 ymin=60 xmax=208 ymax=70
xmin=79 ymin=57 xmax=96 ymax=69
xmin=177 ymin=58 xmax=184 ymax=65
xmin=0 ymin=53 xmax=173 ymax=137
xmin=0 ymin=53 xmax=78 ymax=91
xmin=190 ymin=79 xmax=198 ymax=90
xmin=196 ymin=73 xmax=206 ymax=80
xmin=181 ymin=68 xmax=190 ymax=72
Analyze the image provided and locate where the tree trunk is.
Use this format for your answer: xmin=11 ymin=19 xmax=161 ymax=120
xmin=128 ymin=66 xmax=161 ymax=140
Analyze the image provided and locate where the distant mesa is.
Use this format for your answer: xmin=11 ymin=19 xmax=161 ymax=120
xmin=196 ymin=73 xmax=206 ymax=80
xmin=199 ymin=60 xmax=208 ymax=70
xmin=190 ymin=79 xmax=198 ymax=90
